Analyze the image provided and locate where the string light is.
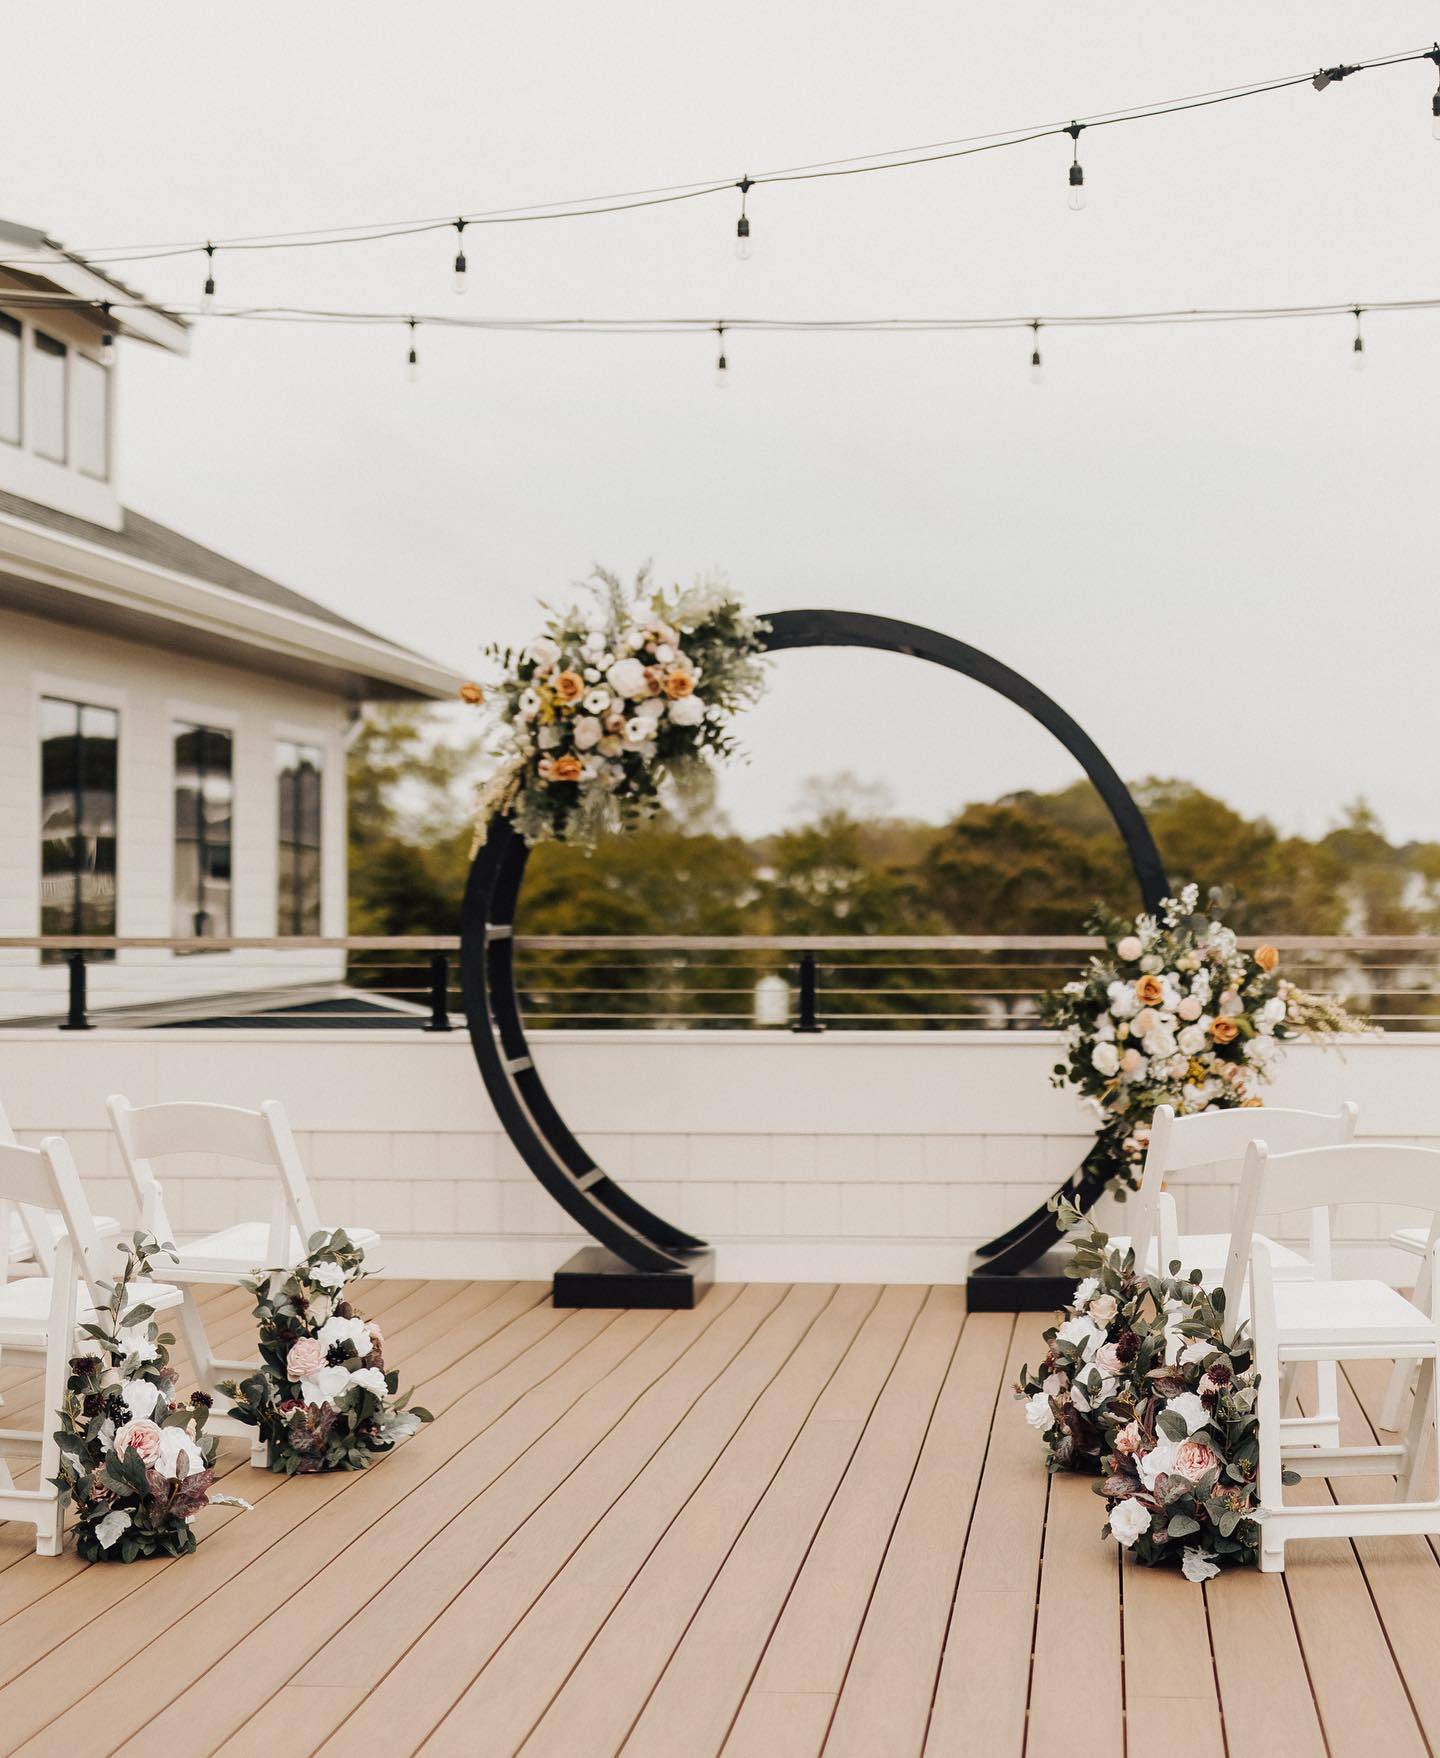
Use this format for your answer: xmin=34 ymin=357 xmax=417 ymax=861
xmin=1029 ymin=320 xmax=1043 ymax=383
xmin=99 ymin=301 xmax=115 ymax=363
xmin=1351 ymin=306 xmax=1366 ymax=369
xmin=453 ymin=219 xmax=468 ymax=295
xmin=202 ymin=242 xmax=216 ymax=311
xmin=1430 ymin=46 xmax=1440 ymax=139
xmin=1066 ymin=123 xmax=1086 ymax=210
xmin=406 ymin=317 xmax=419 ymax=382
xmin=714 ymin=323 xmax=729 ymax=388
xmin=735 ymin=177 xmax=753 ymax=261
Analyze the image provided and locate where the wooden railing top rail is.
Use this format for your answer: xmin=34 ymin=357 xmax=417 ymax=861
xmin=1 ymin=935 xmax=1438 ymax=954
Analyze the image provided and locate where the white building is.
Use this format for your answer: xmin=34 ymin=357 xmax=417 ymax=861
xmin=0 ymin=220 xmax=459 ymax=1019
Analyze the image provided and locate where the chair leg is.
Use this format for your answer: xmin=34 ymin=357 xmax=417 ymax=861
xmin=1397 ymin=1356 xmax=1437 ymax=1503
xmin=36 ymin=1309 xmax=69 ymax=1558
xmin=176 ymin=1287 xmax=218 ymax=1396
xmin=1252 ymin=1251 xmax=1288 ymax=1572
xmin=1383 ymin=1269 xmax=1433 ymax=1432
xmin=1310 ymin=1360 xmax=1342 ymax=1449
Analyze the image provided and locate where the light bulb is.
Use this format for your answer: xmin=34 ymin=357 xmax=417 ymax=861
xmin=407 ymin=321 xmax=419 ymax=383
xmin=1030 ymin=348 xmax=1043 ymax=384
xmin=735 ymin=215 xmax=752 ymax=261
xmin=454 ymin=251 xmax=468 ymax=295
xmin=1351 ymin=336 xmax=1365 ymax=371
xmin=101 ymin=331 xmax=115 ymax=364
xmin=1068 ymin=164 xmax=1086 ymax=211
xmin=715 ymin=353 xmax=729 ymax=389
xmin=1432 ymin=91 xmax=1440 ymax=140
xmin=202 ymin=244 xmax=215 ymax=312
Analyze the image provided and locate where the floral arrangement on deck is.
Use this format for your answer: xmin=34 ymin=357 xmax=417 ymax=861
xmin=221 ymin=1230 xmax=431 ymax=1475
xmin=51 ymin=1235 xmax=243 ymax=1561
xmin=1044 ymin=883 xmax=1368 ymax=1197
xmin=463 ymin=567 xmax=769 ymax=851
xmin=1017 ymin=1212 xmax=1290 ymax=1578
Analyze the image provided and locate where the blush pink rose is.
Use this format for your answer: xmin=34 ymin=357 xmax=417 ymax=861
xmin=1172 ymin=1439 xmax=1220 ymax=1482
xmin=1114 ymin=1421 xmax=1145 ymax=1456
xmin=1088 ymin=1294 xmax=1119 ymax=1327
xmin=113 ymin=1417 xmax=164 ymax=1465
xmin=286 ymin=1338 xmax=327 ymax=1382
xmin=1093 ymin=1342 xmax=1127 ymax=1377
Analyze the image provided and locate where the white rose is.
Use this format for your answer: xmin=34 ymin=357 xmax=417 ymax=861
xmin=1177 ymin=1023 xmax=1208 ymax=1056
xmin=525 ymin=635 xmax=561 ymax=669
xmin=572 ymin=716 xmax=603 ymax=750
xmin=1132 ymin=1007 xmax=1159 ymax=1036
xmin=310 ymin=1261 xmax=346 ymax=1291
xmin=1108 ymin=983 xmax=1138 ymax=1020
xmin=1108 ymin=1498 xmax=1153 ymax=1547
xmin=1091 ymin=1042 xmax=1120 ymax=1077
xmin=607 ymin=657 xmax=648 ymax=698
xmin=1056 ymin=1314 xmax=1106 ymax=1356
xmin=1072 ymin=1278 xmax=1099 ymax=1308
xmin=301 ymin=1364 xmax=352 ymax=1406
xmin=654 ymin=643 xmax=676 ymax=663
xmin=1182 ymin=1547 xmax=1221 ymax=1583
xmin=1261 ymin=996 xmax=1286 ymax=1024
xmin=116 ymin=1326 xmax=159 ymax=1366
xmin=1023 ymin=1391 xmax=1053 ymax=1431
xmin=317 ymin=1315 xmax=372 ymax=1360
xmin=1115 ymin=935 xmax=1143 ymax=962
xmin=155 ymin=1424 xmax=205 ymax=1480
xmin=1138 ymin=1439 xmax=1178 ymax=1489
xmin=121 ymin=1379 xmax=162 ymax=1423
xmin=1177 ymin=995 xmax=1202 ymax=1022
xmin=348 ymin=1366 xmax=389 ymax=1400
xmin=667 ymin=694 xmax=706 ymax=728
xmin=1141 ymin=1026 xmax=1177 ymax=1061
xmin=636 ymin=696 xmax=666 ymax=721
xmin=1165 ymin=1391 xmax=1210 ymax=1435
xmin=1163 ymin=1053 xmax=1190 ymax=1079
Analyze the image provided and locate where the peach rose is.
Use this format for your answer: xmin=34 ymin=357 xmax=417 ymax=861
xmin=1134 ymin=974 xmax=1165 ymax=1006
xmin=1210 ymin=1016 xmax=1239 ymax=1045
xmin=457 ymin=682 xmax=484 ymax=706
xmin=1254 ymin=944 xmax=1279 ymax=973
xmin=1172 ymin=1438 xmax=1220 ymax=1481
xmin=547 ymin=754 xmax=584 ymax=783
xmin=664 ymin=671 xmax=695 ymax=699
xmin=114 ymin=1417 xmax=164 ymax=1465
xmin=552 ymin=671 xmax=585 ymax=705
xmin=1089 ymin=1293 xmax=1119 ymax=1327
xmin=287 ymin=1338 xmax=327 ymax=1382
xmin=1094 ymin=1342 xmax=1127 ymax=1377
xmin=1114 ymin=1421 xmax=1145 ymax=1456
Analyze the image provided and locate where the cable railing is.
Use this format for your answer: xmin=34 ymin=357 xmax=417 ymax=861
xmin=0 ymin=935 xmax=1437 ymax=1032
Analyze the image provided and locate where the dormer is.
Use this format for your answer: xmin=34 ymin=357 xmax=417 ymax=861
xmin=0 ymin=220 xmax=188 ymax=529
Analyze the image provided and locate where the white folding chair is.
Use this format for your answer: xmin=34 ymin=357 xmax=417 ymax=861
xmin=1221 ymin=1140 xmax=1440 ymax=1573
xmin=1106 ymin=1101 xmax=1358 ymax=1447
xmin=0 ymin=1135 xmax=182 ymax=1556
xmin=107 ymin=1096 xmax=380 ymax=1452
xmin=0 ymin=1088 xmax=120 ymax=1278
xmin=1380 ymin=1221 xmax=1440 ymax=1431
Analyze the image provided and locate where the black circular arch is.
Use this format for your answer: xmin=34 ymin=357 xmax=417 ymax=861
xmin=460 ymin=608 xmax=1168 ymax=1278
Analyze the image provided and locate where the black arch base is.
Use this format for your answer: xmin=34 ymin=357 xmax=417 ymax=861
xmin=459 ymin=609 xmax=1166 ymax=1312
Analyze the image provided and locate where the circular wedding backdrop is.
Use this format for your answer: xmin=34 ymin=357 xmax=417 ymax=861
xmin=461 ymin=609 xmax=1168 ymax=1310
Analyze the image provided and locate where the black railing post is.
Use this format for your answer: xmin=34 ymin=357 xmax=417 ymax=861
xmin=792 ymin=951 xmax=825 ymax=1034
xmin=423 ymin=951 xmax=454 ymax=1032
xmin=60 ymin=951 xmax=91 ymax=1032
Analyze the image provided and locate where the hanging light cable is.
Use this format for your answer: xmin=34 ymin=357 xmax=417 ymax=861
xmin=735 ymin=177 xmax=753 ymax=261
xmin=1029 ymin=319 xmax=1043 ymax=383
xmin=1066 ymin=123 xmax=1086 ymax=210
xmin=406 ymin=317 xmax=419 ymax=382
xmin=202 ymin=242 xmax=216 ymax=311
xmin=453 ymin=219 xmax=468 ymax=295
xmin=714 ymin=323 xmax=729 ymax=388
xmin=1351 ymin=306 xmax=1366 ymax=369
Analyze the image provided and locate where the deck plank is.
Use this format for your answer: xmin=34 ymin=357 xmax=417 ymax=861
xmin=1121 ymin=1554 xmax=1223 ymax=1757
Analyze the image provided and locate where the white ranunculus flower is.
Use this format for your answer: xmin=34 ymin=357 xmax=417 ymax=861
xmin=636 ymin=695 xmax=666 ymax=720
xmin=1108 ymin=982 xmax=1138 ymax=1020
xmin=572 ymin=716 xmax=603 ymax=751
xmin=1108 ymin=1498 xmax=1153 ymax=1547
xmin=1182 ymin=1547 xmax=1221 ymax=1583
xmin=301 ymin=1364 xmax=352 ymax=1407
xmin=1138 ymin=1439 xmax=1178 ymax=1490
xmin=348 ymin=1366 xmax=389 ymax=1400
xmin=116 ymin=1326 xmax=159 ymax=1366
xmin=623 ymin=717 xmax=651 ymax=744
xmin=156 ymin=1424 xmax=205 ymax=1480
xmin=1261 ymin=995 xmax=1286 ymax=1024
xmin=1165 ymin=1391 xmax=1210 ymax=1435
xmin=607 ymin=657 xmax=648 ymax=698
xmin=317 ymin=1314 xmax=372 ymax=1360
xmin=1141 ymin=1026 xmax=1178 ymax=1061
xmin=1055 ymin=1314 xmax=1106 ymax=1357
xmin=1091 ymin=1042 xmax=1120 ymax=1077
xmin=1072 ymin=1278 xmax=1099 ymax=1308
xmin=583 ymin=687 xmax=610 ymax=715
xmin=1177 ymin=995 xmax=1203 ymax=1022
xmin=1177 ymin=1023 xmax=1208 ymax=1056
xmin=1115 ymin=935 xmax=1143 ymax=962
xmin=1023 ymin=1391 xmax=1053 ymax=1431
xmin=518 ymin=687 xmax=541 ymax=721
xmin=95 ymin=1509 xmax=132 ymax=1551
xmin=525 ymin=635 xmax=561 ymax=669
xmin=310 ymin=1260 xmax=346 ymax=1291
xmin=121 ymin=1379 xmax=163 ymax=1423
xmin=667 ymin=694 xmax=706 ymax=728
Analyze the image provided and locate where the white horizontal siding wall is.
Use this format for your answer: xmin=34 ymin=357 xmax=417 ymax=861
xmin=1 ymin=1027 xmax=1434 ymax=1283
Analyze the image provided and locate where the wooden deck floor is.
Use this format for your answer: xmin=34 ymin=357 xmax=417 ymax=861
xmin=2 ymin=1278 xmax=1439 ymax=1756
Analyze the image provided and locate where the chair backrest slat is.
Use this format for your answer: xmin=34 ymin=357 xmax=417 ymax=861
xmin=0 ymin=1136 xmax=109 ymax=1304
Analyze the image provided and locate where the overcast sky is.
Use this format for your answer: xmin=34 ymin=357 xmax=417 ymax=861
xmin=9 ymin=6 xmax=1440 ymax=842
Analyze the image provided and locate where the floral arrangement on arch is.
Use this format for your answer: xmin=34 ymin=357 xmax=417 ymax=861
xmin=1044 ymin=883 xmax=1368 ymax=1196
xmin=1018 ymin=1212 xmax=1285 ymax=1578
xmin=464 ymin=567 xmax=769 ymax=850
xmin=52 ymin=1235 xmax=246 ymax=1561
xmin=221 ymin=1231 xmax=431 ymax=1475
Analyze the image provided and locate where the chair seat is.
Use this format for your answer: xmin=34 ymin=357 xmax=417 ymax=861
xmin=1272 ymin=1278 xmax=1434 ymax=1349
xmin=1392 ymin=1227 xmax=1430 ymax=1258
xmin=7 ymin=1210 xmax=121 ymax=1261
xmin=168 ymin=1221 xmax=381 ymax=1280
xmin=1108 ymin=1231 xmax=1312 ymax=1281
xmin=0 ymin=1276 xmax=183 ymax=1344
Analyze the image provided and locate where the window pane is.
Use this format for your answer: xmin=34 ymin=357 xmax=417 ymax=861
xmin=40 ymin=696 xmax=117 ymax=960
xmin=173 ymin=722 xmax=234 ymax=943
xmin=31 ymin=331 xmax=66 ymax=462
xmin=73 ymin=352 xmax=108 ymax=478
xmin=276 ymin=740 xmax=323 ymax=935
xmin=0 ymin=313 xmax=19 ymax=445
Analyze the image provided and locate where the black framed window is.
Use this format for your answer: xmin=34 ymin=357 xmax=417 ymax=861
xmin=277 ymin=740 xmax=323 ymax=935
xmin=173 ymin=723 xmax=233 ymax=941
xmin=30 ymin=330 xmax=66 ymax=462
xmin=40 ymin=697 xmax=118 ymax=961
xmin=0 ymin=313 xmax=20 ymax=445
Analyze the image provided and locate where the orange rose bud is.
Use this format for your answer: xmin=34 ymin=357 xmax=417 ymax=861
xmin=1254 ymin=944 xmax=1279 ymax=972
xmin=664 ymin=671 xmax=695 ymax=698
xmin=458 ymin=682 xmax=484 ymax=705
xmin=552 ymin=671 xmax=585 ymax=705
xmin=547 ymin=753 xmax=584 ymax=782
xmin=1210 ymin=1016 xmax=1240 ymax=1044
xmin=1133 ymin=973 xmax=1165 ymax=1006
